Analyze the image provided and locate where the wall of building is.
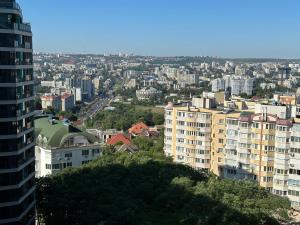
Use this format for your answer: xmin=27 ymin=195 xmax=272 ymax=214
xmin=164 ymin=104 xmax=300 ymax=207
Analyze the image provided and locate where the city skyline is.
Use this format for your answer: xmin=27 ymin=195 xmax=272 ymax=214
xmin=19 ymin=0 xmax=300 ymax=58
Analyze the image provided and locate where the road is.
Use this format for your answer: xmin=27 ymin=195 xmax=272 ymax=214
xmin=81 ymin=97 xmax=113 ymax=121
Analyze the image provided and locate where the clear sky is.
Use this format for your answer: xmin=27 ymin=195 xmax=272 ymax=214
xmin=18 ymin=0 xmax=300 ymax=58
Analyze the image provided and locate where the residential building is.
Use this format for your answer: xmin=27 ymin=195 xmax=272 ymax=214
xmin=35 ymin=117 xmax=102 ymax=177
xmin=211 ymin=78 xmax=225 ymax=92
xmin=212 ymin=76 xmax=255 ymax=96
xmin=61 ymin=93 xmax=75 ymax=111
xmin=136 ymin=87 xmax=162 ymax=101
xmin=41 ymin=93 xmax=62 ymax=111
xmin=107 ymin=133 xmax=132 ymax=145
xmin=164 ymin=102 xmax=300 ymax=208
xmin=80 ymin=76 xmax=94 ymax=101
xmin=0 ymin=1 xmax=35 ymax=224
xmin=289 ymin=123 xmax=300 ymax=209
xmin=164 ymin=103 xmax=213 ymax=171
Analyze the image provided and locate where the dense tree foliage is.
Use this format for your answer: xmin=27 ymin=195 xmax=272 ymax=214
xmin=57 ymin=111 xmax=78 ymax=121
xmin=37 ymin=151 xmax=291 ymax=225
xmin=86 ymin=103 xmax=164 ymax=130
xmin=132 ymin=134 xmax=164 ymax=153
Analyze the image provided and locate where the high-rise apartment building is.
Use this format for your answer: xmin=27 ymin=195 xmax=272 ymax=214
xmin=164 ymin=102 xmax=300 ymax=209
xmin=0 ymin=1 xmax=35 ymax=224
xmin=212 ymin=76 xmax=255 ymax=96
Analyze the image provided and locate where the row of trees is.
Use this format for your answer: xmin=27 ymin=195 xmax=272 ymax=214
xmin=36 ymin=150 xmax=292 ymax=225
xmin=86 ymin=103 xmax=164 ymax=130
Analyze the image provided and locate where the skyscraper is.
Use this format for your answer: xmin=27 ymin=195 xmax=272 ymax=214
xmin=0 ymin=1 xmax=35 ymax=224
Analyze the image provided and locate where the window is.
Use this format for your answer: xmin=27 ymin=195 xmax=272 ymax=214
xmin=82 ymin=150 xmax=89 ymax=156
xmin=46 ymin=164 xmax=51 ymax=169
xmin=289 ymin=190 xmax=300 ymax=196
xmin=82 ymin=160 xmax=92 ymax=165
xmin=219 ymin=139 xmax=224 ymax=144
xmin=65 ymin=153 xmax=72 ymax=158
xmin=92 ymin=149 xmax=100 ymax=155
xmin=52 ymin=164 xmax=60 ymax=170
xmin=290 ymin=169 xmax=300 ymax=175
xmin=217 ymin=148 xmax=223 ymax=153
xmin=263 ymin=176 xmax=273 ymax=182
xmin=62 ymin=162 xmax=72 ymax=168
xmin=240 ymin=123 xmax=248 ymax=128
xmin=227 ymin=119 xmax=238 ymax=126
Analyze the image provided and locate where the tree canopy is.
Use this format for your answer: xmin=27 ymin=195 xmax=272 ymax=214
xmin=86 ymin=103 xmax=164 ymax=130
xmin=36 ymin=151 xmax=291 ymax=225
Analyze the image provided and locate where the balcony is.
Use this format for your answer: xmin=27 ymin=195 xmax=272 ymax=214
xmin=0 ymin=2 xmax=22 ymax=12
xmin=18 ymin=23 xmax=31 ymax=32
xmin=0 ymin=22 xmax=31 ymax=33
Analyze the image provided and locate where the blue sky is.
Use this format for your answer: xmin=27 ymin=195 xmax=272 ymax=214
xmin=18 ymin=0 xmax=300 ymax=58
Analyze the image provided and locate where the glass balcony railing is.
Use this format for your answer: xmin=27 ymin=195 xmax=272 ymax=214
xmin=0 ymin=2 xmax=22 ymax=12
xmin=18 ymin=23 xmax=31 ymax=32
xmin=0 ymin=22 xmax=31 ymax=32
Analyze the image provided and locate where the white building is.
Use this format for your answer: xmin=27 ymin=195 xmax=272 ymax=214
xmin=136 ymin=87 xmax=162 ymax=101
xmin=216 ymin=76 xmax=255 ymax=96
xmin=211 ymin=78 xmax=225 ymax=92
xmin=35 ymin=117 xmax=103 ymax=177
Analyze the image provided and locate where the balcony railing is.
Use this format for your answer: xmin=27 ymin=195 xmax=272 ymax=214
xmin=0 ymin=2 xmax=22 ymax=12
xmin=0 ymin=22 xmax=31 ymax=32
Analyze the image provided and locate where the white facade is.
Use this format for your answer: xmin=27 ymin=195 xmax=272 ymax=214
xmin=255 ymin=104 xmax=292 ymax=119
xmin=213 ymin=76 xmax=254 ymax=96
xmin=289 ymin=124 xmax=300 ymax=209
xmin=35 ymin=145 xmax=102 ymax=177
xmin=211 ymin=78 xmax=225 ymax=92
xmin=136 ymin=87 xmax=162 ymax=101
xmin=75 ymin=88 xmax=82 ymax=102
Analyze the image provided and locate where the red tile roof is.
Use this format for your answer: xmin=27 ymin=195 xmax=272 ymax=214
xmin=107 ymin=133 xmax=132 ymax=145
xmin=128 ymin=122 xmax=149 ymax=135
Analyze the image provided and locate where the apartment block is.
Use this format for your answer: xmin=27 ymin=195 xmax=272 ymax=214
xmin=164 ymin=102 xmax=300 ymax=208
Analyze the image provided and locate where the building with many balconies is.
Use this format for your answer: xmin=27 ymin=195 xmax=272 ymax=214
xmin=0 ymin=1 xmax=35 ymax=224
xmin=164 ymin=100 xmax=300 ymax=208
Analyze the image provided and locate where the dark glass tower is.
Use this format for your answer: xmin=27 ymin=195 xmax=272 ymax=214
xmin=0 ymin=1 xmax=35 ymax=225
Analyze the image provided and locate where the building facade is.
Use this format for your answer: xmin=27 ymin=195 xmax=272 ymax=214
xmin=212 ymin=76 xmax=255 ymax=96
xmin=136 ymin=87 xmax=162 ymax=101
xmin=61 ymin=93 xmax=75 ymax=112
xmin=164 ymin=102 xmax=300 ymax=208
xmin=35 ymin=117 xmax=103 ymax=177
xmin=41 ymin=94 xmax=61 ymax=112
xmin=0 ymin=1 xmax=35 ymax=224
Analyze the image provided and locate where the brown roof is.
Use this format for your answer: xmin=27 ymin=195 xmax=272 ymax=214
xmin=107 ymin=133 xmax=132 ymax=145
xmin=128 ymin=122 xmax=149 ymax=135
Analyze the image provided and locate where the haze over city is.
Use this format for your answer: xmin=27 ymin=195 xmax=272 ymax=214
xmin=19 ymin=0 xmax=300 ymax=58
xmin=2 ymin=0 xmax=300 ymax=224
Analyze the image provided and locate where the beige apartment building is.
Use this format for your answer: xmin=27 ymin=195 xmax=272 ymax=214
xmin=164 ymin=100 xmax=300 ymax=208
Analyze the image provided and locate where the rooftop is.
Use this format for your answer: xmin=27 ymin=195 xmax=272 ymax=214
xmin=35 ymin=117 xmax=98 ymax=148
